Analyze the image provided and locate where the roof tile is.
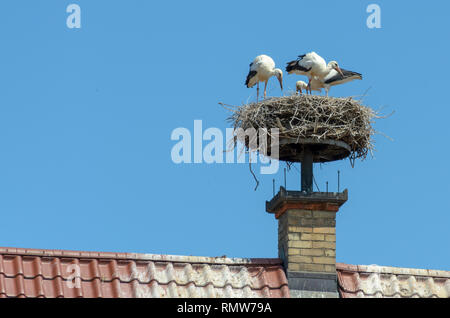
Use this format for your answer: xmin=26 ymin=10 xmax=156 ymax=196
xmin=4 ymin=248 xmax=448 ymax=298
xmin=0 ymin=247 xmax=289 ymax=298
xmin=337 ymin=263 xmax=450 ymax=298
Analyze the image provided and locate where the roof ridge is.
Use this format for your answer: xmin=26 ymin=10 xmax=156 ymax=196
xmin=0 ymin=247 xmax=283 ymax=266
xmin=337 ymin=263 xmax=450 ymax=278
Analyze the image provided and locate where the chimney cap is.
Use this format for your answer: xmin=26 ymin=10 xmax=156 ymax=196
xmin=266 ymin=187 xmax=348 ymax=215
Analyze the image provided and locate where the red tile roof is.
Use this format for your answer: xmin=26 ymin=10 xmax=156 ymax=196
xmin=0 ymin=247 xmax=290 ymax=298
xmin=3 ymin=247 xmax=449 ymax=298
xmin=337 ymin=263 xmax=450 ymax=298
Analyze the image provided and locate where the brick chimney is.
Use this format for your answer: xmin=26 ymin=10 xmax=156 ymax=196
xmin=266 ymin=187 xmax=348 ymax=298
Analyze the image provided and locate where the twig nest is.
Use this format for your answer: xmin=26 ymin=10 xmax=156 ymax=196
xmin=227 ymin=95 xmax=378 ymax=163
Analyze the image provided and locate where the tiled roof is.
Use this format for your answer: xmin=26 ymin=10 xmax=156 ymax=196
xmin=0 ymin=247 xmax=290 ymax=298
xmin=3 ymin=247 xmax=449 ymax=298
xmin=337 ymin=263 xmax=450 ymax=298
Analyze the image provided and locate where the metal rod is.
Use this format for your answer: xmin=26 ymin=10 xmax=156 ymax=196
xmin=326 ymin=181 xmax=329 ymax=194
xmin=313 ymin=176 xmax=320 ymax=193
xmin=338 ymin=170 xmax=341 ymax=193
xmin=284 ymin=168 xmax=287 ymax=189
xmin=301 ymin=147 xmax=314 ymax=193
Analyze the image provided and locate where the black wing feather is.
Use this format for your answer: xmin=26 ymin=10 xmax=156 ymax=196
xmin=286 ymin=60 xmax=310 ymax=73
xmin=324 ymin=68 xmax=362 ymax=84
xmin=245 ymin=70 xmax=257 ymax=87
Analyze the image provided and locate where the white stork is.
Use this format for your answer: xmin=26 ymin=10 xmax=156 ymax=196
xmin=296 ymin=80 xmax=321 ymax=95
xmin=310 ymin=68 xmax=363 ymax=96
xmin=286 ymin=52 xmax=344 ymax=94
xmin=245 ymin=55 xmax=283 ymax=102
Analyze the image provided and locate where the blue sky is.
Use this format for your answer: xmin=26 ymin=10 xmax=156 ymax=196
xmin=0 ymin=0 xmax=449 ymax=271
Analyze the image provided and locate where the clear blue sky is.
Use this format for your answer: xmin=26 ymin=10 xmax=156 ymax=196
xmin=0 ymin=0 xmax=449 ymax=271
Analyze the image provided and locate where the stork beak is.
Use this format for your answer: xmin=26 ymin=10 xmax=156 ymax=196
xmin=278 ymin=75 xmax=283 ymax=91
xmin=335 ymin=66 xmax=344 ymax=77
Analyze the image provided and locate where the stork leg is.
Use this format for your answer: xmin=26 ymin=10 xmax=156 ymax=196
xmin=264 ymin=81 xmax=268 ymax=99
xmin=256 ymin=82 xmax=260 ymax=102
xmin=307 ymin=78 xmax=312 ymax=95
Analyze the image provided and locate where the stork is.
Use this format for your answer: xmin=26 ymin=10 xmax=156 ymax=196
xmin=296 ymin=80 xmax=321 ymax=95
xmin=310 ymin=68 xmax=363 ymax=96
xmin=286 ymin=52 xmax=343 ymax=94
xmin=245 ymin=55 xmax=283 ymax=102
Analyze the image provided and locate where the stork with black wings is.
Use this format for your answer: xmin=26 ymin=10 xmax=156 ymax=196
xmin=245 ymin=55 xmax=283 ymax=102
xmin=310 ymin=69 xmax=363 ymax=96
xmin=286 ymin=52 xmax=343 ymax=94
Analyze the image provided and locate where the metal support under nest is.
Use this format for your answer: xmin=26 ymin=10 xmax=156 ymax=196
xmin=301 ymin=146 xmax=313 ymax=194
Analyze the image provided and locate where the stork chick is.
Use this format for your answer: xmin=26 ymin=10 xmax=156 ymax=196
xmin=296 ymin=81 xmax=321 ymax=95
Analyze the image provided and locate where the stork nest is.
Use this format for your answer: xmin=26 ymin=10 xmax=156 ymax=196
xmin=224 ymin=94 xmax=379 ymax=163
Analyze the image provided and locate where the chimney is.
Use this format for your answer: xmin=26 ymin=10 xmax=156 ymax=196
xmin=266 ymin=187 xmax=348 ymax=298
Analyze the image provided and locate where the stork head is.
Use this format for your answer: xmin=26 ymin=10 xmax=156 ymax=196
xmin=274 ymin=69 xmax=283 ymax=91
xmin=328 ymin=61 xmax=344 ymax=76
xmin=296 ymin=81 xmax=308 ymax=90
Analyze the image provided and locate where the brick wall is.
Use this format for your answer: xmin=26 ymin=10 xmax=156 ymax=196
xmin=279 ymin=209 xmax=337 ymax=274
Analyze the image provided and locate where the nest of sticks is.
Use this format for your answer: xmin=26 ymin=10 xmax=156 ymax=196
xmin=224 ymin=94 xmax=379 ymax=163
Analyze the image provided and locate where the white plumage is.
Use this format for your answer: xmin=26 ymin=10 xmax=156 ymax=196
xmin=296 ymin=81 xmax=321 ymax=95
xmin=246 ymin=55 xmax=283 ymax=101
xmin=310 ymin=68 xmax=363 ymax=96
xmin=286 ymin=52 xmax=343 ymax=94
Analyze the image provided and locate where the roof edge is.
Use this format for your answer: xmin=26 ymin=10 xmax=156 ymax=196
xmin=0 ymin=247 xmax=283 ymax=266
xmin=337 ymin=263 xmax=450 ymax=278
